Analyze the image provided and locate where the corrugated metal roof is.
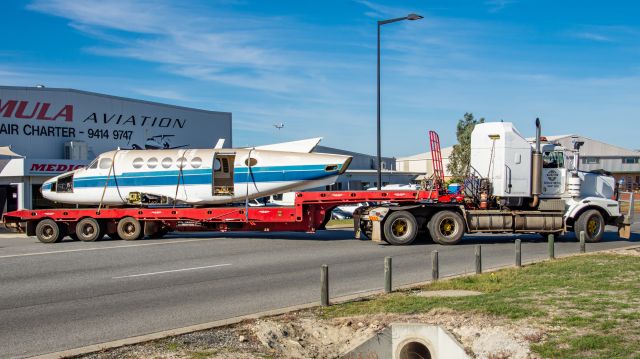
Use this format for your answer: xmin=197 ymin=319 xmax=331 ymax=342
xmin=0 ymin=85 xmax=230 ymax=115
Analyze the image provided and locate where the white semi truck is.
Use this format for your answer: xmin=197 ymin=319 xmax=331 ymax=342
xmin=354 ymin=119 xmax=633 ymax=245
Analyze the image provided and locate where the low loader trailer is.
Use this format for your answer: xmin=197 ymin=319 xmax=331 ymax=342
xmin=2 ymin=120 xmax=633 ymax=245
xmin=2 ymin=190 xmax=461 ymax=243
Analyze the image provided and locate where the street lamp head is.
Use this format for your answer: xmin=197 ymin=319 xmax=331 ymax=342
xmin=406 ymin=13 xmax=423 ymax=21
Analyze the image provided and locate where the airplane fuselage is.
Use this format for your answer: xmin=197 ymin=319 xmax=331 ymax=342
xmin=42 ymin=148 xmax=352 ymax=206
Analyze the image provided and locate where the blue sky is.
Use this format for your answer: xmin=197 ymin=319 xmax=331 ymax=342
xmin=1 ymin=0 xmax=638 ymax=156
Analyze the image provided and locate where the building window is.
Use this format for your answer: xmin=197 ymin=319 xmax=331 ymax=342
xmin=582 ymin=157 xmax=600 ymax=164
xmin=622 ymin=157 xmax=639 ymax=164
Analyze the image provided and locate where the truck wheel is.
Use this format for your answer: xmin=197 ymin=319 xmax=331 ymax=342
xmin=575 ymin=209 xmax=604 ymax=243
xmin=117 ymin=217 xmax=142 ymax=241
xmin=429 ymin=210 xmax=465 ymax=245
xmin=76 ymin=218 xmax=104 ymax=242
xmin=382 ymin=211 xmax=418 ymax=245
xmin=35 ymin=219 xmax=63 ymax=243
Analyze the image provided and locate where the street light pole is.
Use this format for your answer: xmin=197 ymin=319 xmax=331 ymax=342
xmin=377 ymin=23 xmax=381 ymax=190
xmin=376 ymin=13 xmax=423 ymax=190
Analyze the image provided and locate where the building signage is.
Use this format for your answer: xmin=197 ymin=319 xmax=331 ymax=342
xmin=0 ymin=87 xmax=232 ymax=160
xmin=25 ymin=159 xmax=89 ymax=176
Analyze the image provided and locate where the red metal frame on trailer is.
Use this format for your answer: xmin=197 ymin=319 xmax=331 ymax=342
xmin=3 ymin=190 xmax=461 ymax=234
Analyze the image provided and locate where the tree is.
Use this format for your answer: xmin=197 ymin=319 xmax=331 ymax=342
xmin=447 ymin=113 xmax=485 ymax=180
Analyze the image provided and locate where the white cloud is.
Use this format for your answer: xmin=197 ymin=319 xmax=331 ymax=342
xmin=484 ymin=0 xmax=517 ymax=13
xmin=27 ymin=0 xmax=172 ymax=34
xmin=132 ymin=88 xmax=191 ymax=102
xmin=27 ymin=0 xmax=318 ymax=95
xmin=567 ymin=25 xmax=640 ymax=43
xmin=354 ymin=0 xmax=410 ymax=18
xmin=573 ymin=32 xmax=612 ymax=42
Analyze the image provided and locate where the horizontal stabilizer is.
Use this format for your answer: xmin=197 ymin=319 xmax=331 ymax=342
xmin=253 ymin=137 xmax=322 ymax=153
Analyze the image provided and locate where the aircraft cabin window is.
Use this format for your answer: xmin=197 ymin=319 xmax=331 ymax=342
xmin=191 ymin=157 xmax=202 ymax=168
xmin=162 ymin=157 xmax=173 ymax=169
xmin=132 ymin=158 xmax=144 ymax=169
xmin=245 ymin=158 xmax=257 ymax=167
xmin=213 ymin=158 xmax=222 ymax=171
xmin=99 ymin=158 xmax=112 ymax=169
xmin=147 ymin=157 xmax=158 ymax=169
xmin=177 ymin=157 xmax=187 ymax=168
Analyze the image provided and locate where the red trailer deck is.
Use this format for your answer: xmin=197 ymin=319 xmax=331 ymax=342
xmin=2 ymin=190 xmax=462 ymax=243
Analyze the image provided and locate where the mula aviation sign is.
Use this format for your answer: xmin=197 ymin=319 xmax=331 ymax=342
xmin=0 ymin=86 xmax=232 ymax=160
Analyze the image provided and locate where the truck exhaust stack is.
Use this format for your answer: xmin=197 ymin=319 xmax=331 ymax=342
xmin=530 ymin=118 xmax=542 ymax=208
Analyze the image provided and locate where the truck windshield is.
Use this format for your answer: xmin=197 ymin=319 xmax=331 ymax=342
xmin=543 ymin=151 xmax=564 ymax=168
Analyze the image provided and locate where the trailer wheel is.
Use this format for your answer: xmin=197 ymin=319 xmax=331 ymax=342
xmin=382 ymin=211 xmax=418 ymax=245
xmin=35 ymin=219 xmax=63 ymax=243
xmin=429 ymin=210 xmax=465 ymax=245
xmin=76 ymin=218 xmax=104 ymax=242
xmin=117 ymin=217 xmax=142 ymax=241
xmin=575 ymin=209 xmax=604 ymax=243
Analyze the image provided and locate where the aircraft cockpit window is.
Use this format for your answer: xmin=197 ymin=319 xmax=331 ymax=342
xmin=543 ymin=151 xmax=564 ymax=169
xmin=132 ymin=158 xmax=144 ymax=169
xmin=147 ymin=157 xmax=158 ymax=168
xmin=191 ymin=157 xmax=202 ymax=168
xmin=89 ymin=158 xmax=98 ymax=169
xmin=99 ymin=158 xmax=113 ymax=169
xmin=56 ymin=174 xmax=73 ymax=193
xmin=177 ymin=157 xmax=187 ymax=168
xmin=162 ymin=157 xmax=173 ymax=169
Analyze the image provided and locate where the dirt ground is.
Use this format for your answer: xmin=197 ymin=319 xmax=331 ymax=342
xmin=79 ymin=306 xmax=546 ymax=359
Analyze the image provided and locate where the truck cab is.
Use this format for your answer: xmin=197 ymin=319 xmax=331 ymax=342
xmin=469 ymin=120 xmax=624 ymax=242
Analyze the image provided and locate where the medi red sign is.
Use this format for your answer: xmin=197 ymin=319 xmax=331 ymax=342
xmin=25 ymin=159 xmax=88 ymax=176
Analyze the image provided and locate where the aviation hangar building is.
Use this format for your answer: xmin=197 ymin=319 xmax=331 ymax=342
xmin=0 ymin=85 xmax=232 ymax=213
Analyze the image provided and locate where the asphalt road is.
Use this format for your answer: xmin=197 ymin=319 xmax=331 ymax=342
xmin=0 ymin=225 xmax=637 ymax=358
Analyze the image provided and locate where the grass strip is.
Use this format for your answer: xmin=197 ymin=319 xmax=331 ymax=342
xmin=322 ymin=253 xmax=640 ymax=358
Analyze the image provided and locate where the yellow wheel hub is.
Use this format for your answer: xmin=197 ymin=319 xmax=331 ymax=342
xmin=392 ymin=220 xmax=408 ymax=236
xmin=587 ymin=218 xmax=598 ymax=234
xmin=440 ymin=219 xmax=456 ymax=236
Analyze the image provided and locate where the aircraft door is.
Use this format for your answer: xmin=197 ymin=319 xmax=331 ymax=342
xmin=212 ymin=153 xmax=235 ymax=196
